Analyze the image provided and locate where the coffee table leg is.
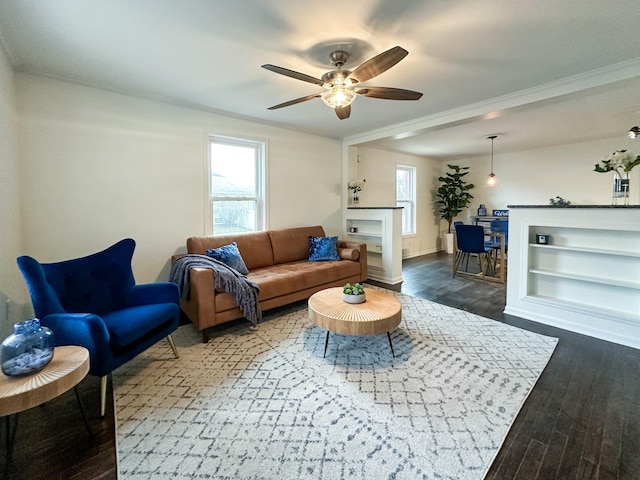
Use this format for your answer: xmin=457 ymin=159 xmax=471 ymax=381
xmin=324 ymin=331 xmax=330 ymax=358
xmin=387 ymin=332 xmax=396 ymax=358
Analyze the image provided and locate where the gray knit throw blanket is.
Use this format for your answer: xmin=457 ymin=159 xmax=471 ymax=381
xmin=169 ymin=254 xmax=262 ymax=326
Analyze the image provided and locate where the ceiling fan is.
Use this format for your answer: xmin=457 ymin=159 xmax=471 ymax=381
xmin=262 ymin=46 xmax=423 ymax=120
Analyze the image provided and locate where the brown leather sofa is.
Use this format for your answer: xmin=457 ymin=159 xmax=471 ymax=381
xmin=176 ymin=226 xmax=367 ymax=342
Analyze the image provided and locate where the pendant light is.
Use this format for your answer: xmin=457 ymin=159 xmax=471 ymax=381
xmin=484 ymin=134 xmax=501 ymax=187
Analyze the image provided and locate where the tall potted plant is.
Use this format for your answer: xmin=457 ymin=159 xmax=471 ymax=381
xmin=436 ymin=164 xmax=474 ymax=253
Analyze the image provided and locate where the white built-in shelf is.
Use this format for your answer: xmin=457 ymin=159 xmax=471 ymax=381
xmin=528 ymin=268 xmax=640 ymax=290
xmin=348 ymin=232 xmax=381 ymax=238
xmin=505 ymin=206 xmax=640 ymax=350
xmin=529 ymin=243 xmax=640 ymax=258
xmin=344 ymin=208 xmax=402 ymax=284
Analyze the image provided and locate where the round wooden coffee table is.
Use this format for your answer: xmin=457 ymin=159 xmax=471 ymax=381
xmin=0 ymin=345 xmax=91 ymax=452
xmin=308 ymin=287 xmax=402 ymax=357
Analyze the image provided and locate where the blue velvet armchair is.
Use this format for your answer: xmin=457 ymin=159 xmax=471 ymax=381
xmin=17 ymin=238 xmax=180 ymax=416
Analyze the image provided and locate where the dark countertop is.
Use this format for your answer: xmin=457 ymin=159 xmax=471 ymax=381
xmin=507 ymin=205 xmax=640 ymax=209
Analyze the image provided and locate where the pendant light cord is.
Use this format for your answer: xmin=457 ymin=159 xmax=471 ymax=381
xmin=490 ymin=136 xmax=494 ymax=174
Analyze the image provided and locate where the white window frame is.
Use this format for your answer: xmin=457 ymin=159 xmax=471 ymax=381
xmin=207 ymin=134 xmax=267 ymax=235
xmin=396 ymin=164 xmax=416 ymax=236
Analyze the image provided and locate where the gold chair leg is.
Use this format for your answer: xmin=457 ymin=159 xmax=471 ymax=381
xmin=100 ymin=375 xmax=107 ymax=417
xmin=453 ymin=250 xmax=461 ymax=276
xmin=167 ymin=334 xmax=179 ymax=359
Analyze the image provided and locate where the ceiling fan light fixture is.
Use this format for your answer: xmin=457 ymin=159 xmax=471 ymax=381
xmin=263 ymin=45 xmax=421 ymax=117
xmin=321 ymin=85 xmax=356 ymax=108
xmin=628 ymin=126 xmax=640 ymax=139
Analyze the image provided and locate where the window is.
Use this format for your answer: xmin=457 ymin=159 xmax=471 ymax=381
xmin=209 ymin=136 xmax=266 ymax=235
xmin=396 ymin=165 xmax=416 ymax=235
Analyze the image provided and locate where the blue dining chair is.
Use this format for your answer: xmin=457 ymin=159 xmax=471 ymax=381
xmin=453 ymin=224 xmax=496 ymax=278
xmin=17 ymin=239 xmax=180 ymax=416
xmin=484 ymin=219 xmax=509 ymax=251
xmin=484 ymin=219 xmax=508 ymax=268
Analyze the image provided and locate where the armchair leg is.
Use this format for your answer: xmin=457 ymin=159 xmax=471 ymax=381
xmin=167 ymin=334 xmax=179 ymax=359
xmin=100 ymin=376 xmax=107 ymax=417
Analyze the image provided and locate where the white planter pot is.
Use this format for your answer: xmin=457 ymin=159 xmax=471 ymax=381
xmin=445 ymin=233 xmax=455 ymax=254
xmin=343 ymin=293 xmax=366 ymax=304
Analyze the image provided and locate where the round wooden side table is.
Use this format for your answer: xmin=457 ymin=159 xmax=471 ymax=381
xmin=0 ymin=345 xmax=91 ymax=453
xmin=308 ymin=287 xmax=402 ymax=357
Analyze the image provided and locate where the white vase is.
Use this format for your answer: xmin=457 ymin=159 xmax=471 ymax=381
xmin=445 ymin=233 xmax=454 ymax=254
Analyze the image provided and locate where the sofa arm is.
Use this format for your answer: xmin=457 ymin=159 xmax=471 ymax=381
xmin=126 ymin=283 xmax=180 ymax=307
xmin=179 ymin=267 xmax=217 ymax=331
xmin=337 ymin=240 xmax=367 ymax=281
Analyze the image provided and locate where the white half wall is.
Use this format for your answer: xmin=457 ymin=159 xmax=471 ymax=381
xmin=16 ymin=74 xmax=342 ymax=287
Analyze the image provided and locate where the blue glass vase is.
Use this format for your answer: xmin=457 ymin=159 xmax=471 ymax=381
xmin=1 ymin=318 xmax=55 ymax=377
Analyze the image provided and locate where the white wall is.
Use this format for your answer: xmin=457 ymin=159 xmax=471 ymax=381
xmin=455 ymin=137 xmax=640 ymax=217
xmin=0 ymin=45 xmax=21 ymax=337
xmin=16 ymin=74 xmax=342 ymax=288
xmin=351 ymin=146 xmax=441 ymax=257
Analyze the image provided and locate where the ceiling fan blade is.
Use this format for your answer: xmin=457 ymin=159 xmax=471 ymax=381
xmin=267 ymin=93 xmax=321 ymax=110
xmin=262 ymin=64 xmax=325 ymax=86
xmin=347 ymin=46 xmax=408 ymax=83
xmin=354 ymin=86 xmax=423 ymax=100
xmin=335 ymin=105 xmax=351 ymax=120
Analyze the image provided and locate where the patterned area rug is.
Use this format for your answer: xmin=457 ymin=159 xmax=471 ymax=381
xmin=114 ymin=290 xmax=557 ymax=479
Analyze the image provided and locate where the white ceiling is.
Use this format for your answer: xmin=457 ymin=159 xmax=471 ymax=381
xmin=1 ymin=0 xmax=640 ymax=158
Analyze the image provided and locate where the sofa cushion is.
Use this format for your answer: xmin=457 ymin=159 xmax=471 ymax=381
xmin=187 ymin=232 xmax=274 ymax=270
xmin=309 ymin=236 xmax=341 ymax=261
xmin=205 ymin=242 xmax=249 ymax=275
xmin=214 ymin=260 xmax=361 ymax=312
xmin=269 ymin=226 xmax=326 ymax=264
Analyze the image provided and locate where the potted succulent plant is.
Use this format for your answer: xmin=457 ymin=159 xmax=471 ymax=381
xmin=343 ymin=282 xmax=366 ymax=304
xmin=436 ymin=164 xmax=474 ymax=253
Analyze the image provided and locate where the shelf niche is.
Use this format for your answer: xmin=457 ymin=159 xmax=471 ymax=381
xmin=505 ymin=205 xmax=640 ymax=350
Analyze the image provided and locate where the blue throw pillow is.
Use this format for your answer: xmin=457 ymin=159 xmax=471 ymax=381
xmin=308 ymin=236 xmax=341 ymax=262
xmin=205 ymin=242 xmax=249 ymax=275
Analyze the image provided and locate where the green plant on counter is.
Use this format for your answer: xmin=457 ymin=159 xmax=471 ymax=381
xmin=549 ymin=196 xmax=571 ymax=206
xmin=343 ymin=282 xmax=365 ymax=295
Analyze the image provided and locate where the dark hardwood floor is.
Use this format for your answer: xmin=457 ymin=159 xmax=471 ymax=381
xmin=2 ymin=251 xmax=638 ymax=479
